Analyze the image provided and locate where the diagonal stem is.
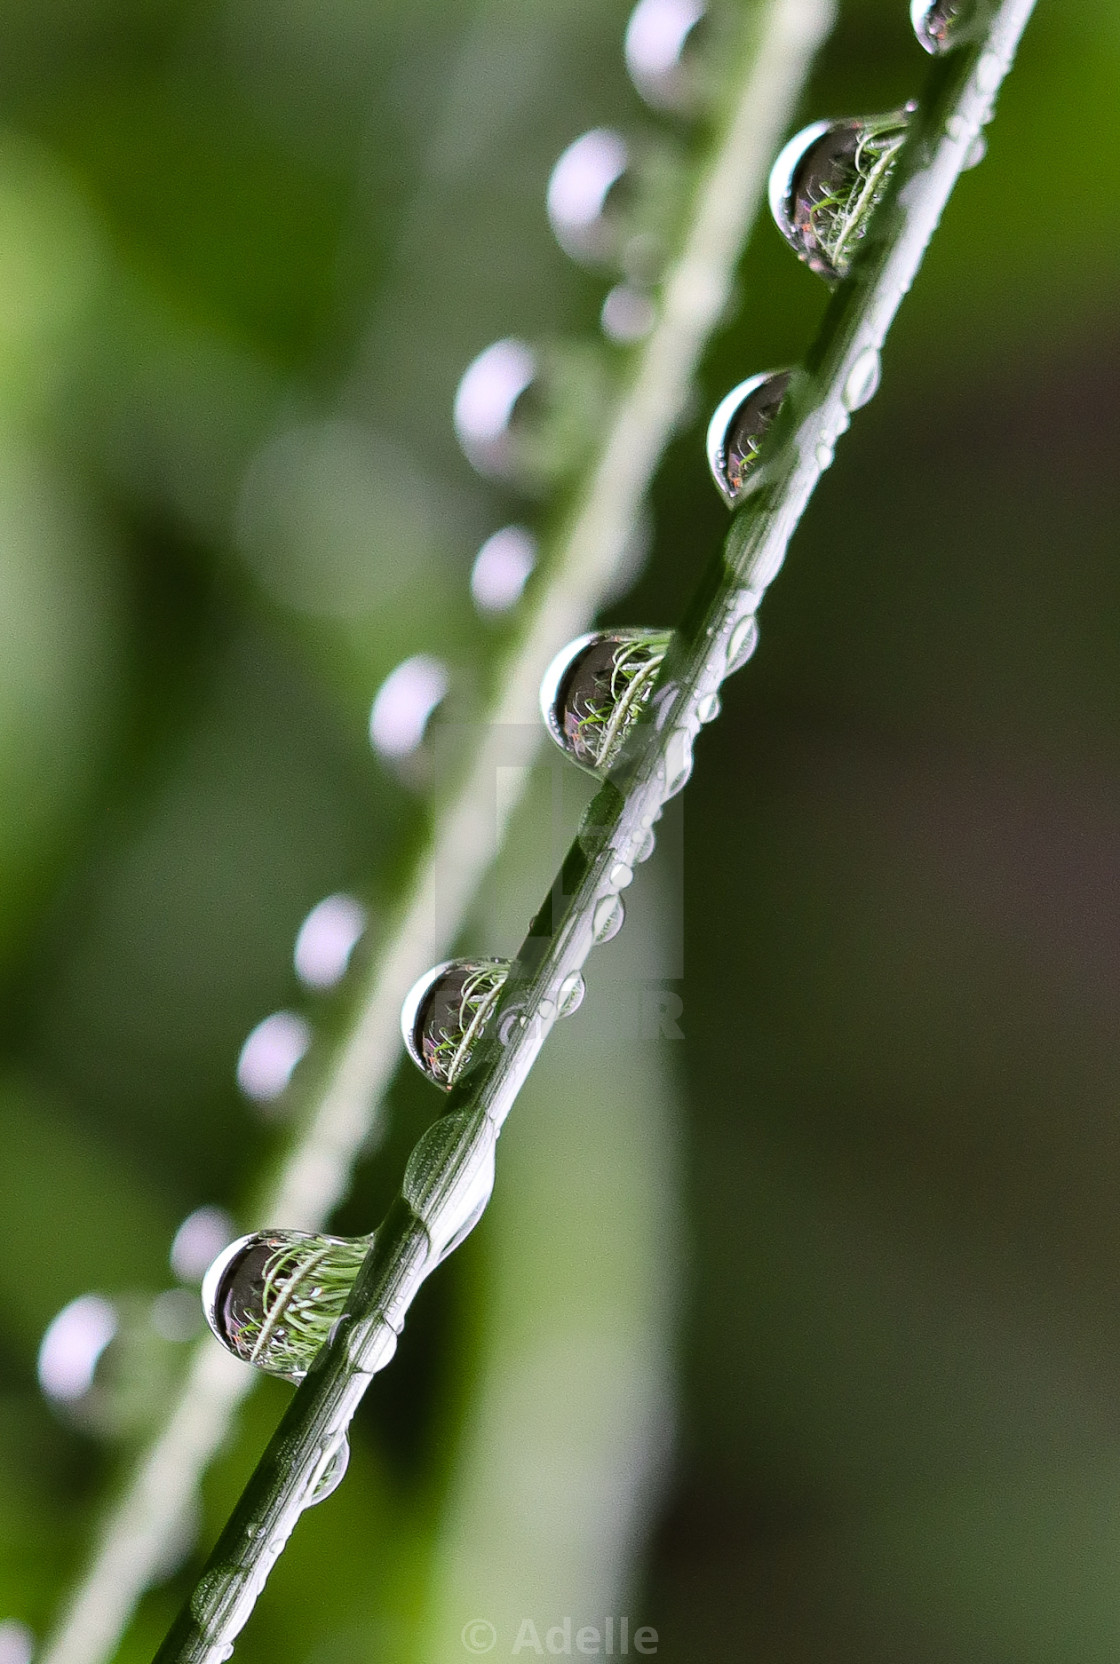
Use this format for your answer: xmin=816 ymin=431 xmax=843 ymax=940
xmin=151 ymin=5 xmax=1039 ymax=1660
xmin=39 ymin=4 xmax=835 ymax=1661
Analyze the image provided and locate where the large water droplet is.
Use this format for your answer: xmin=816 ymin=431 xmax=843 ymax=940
xmin=540 ymin=630 xmax=671 ymax=775
xmin=401 ymin=958 xmax=511 ymax=1089
xmin=593 ymin=894 xmax=626 ymax=943
xmin=911 ymin=0 xmax=977 ymax=54
xmin=202 ymin=1231 xmax=370 ymax=1381
xmin=769 ymin=108 xmax=913 ymax=281
xmin=548 ymin=129 xmax=631 ymax=266
xmin=706 ymin=371 xmax=792 ymax=506
xmin=557 ymin=970 xmax=586 ymax=1018
xmin=842 ymin=345 xmax=881 ymax=412
xmin=625 ymin=0 xmax=708 ymax=113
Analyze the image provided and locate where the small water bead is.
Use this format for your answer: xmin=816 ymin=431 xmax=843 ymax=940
xmin=308 ymin=1436 xmax=350 ymax=1505
xmin=842 ymin=345 xmax=881 ymax=412
xmin=557 ymin=970 xmax=586 ymax=1017
xmin=540 ymin=629 xmax=671 ymax=775
xmin=548 ymin=130 xmax=632 ymax=267
xmin=236 ymin=1011 xmax=310 ymax=1108
xmin=726 ymin=614 xmax=759 ymax=674
xmin=625 ymin=0 xmax=708 ymax=113
xmin=662 ymin=727 xmax=693 ymax=797
xmin=601 ymin=283 xmax=656 ymax=344
xmin=609 ymin=861 xmax=634 ymax=890
xmin=706 ymin=371 xmax=792 ymax=506
xmin=401 ymin=958 xmax=511 ymax=1089
xmin=632 ymin=827 xmax=656 ymax=863
xmin=593 ymin=894 xmax=626 ymax=943
xmin=697 ymin=692 xmax=721 ymax=724
xmin=202 ymin=1230 xmax=371 ymax=1381
xmin=911 ymin=0 xmax=976 ymax=53
xmin=294 ymin=892 xmax=367 ymax=990
xmin=815 ymin=441 xmax=834 ymax=471
xmin=964 ymin=133 xmax=988 ymax=170
xmin=769 ymin=108 xmax=913 ymax=281
xmin=471 ymin=525 xmax=537 ymax=614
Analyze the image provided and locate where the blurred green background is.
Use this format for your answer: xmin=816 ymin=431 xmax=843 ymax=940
xmin=0 ymin=0 xmax=1118 ymax=1659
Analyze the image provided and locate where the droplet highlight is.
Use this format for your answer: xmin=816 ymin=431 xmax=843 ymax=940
xmin=540 ymin=629 xmax=671 ymax=775
xmin=547 ymin=129 xmax=631 ymax=266
xmin=697 ymin=692 xmax=720 ymax=724
xmin=294 ymin=893 xmax=367 ymax=990
xmin=236 ymin=1012 xmax=311 ymax=1108
xmin=624 ymin=0 xmax=708 ymax=113
xmin=769 ymin=108 xmax=912 ymax=281
xmin=400 ymin=958 xmax=511 ymax=1089
xmin=470 ymin=525 xmax=537 ymax=614
xmin=706 ymin=371 xmax=792 ymax=506
xmin=593 ymin=894 xmax=626 ymax=943
xmin=202 ymin=1230 xmax=371 ymax=1381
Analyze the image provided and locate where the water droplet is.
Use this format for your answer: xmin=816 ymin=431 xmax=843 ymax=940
xmin=911 ymin=0 xmax=976 ymax=53
xmin=601 ymin=283 xmax=657 ymax=343
xmin=610 ymin=860 xmax=634 ymax=890
xmin=294 ymin=892 xmax=367 ymax=990
xmin=470 ymin=525 xmax=537 ymax=615
xmin=369 ymin=655 xmax=450 ymax=761
xmin=817 ymin=441 xmax=836 ymax=471
xmin=548 ymin=130 xmax=631 ymax=266
xmin=557 ymin=970 xmax=586 ymax=1018
xmin=697 ymin=692 xmax=721 ymax=723
xmin=842 ymin=345 xmax=881 ymax=412
xmin=769 ymin=108 xmax=913 ymax=281
xmin=236 ymin=1012 xmax=311 ymax=1109
xmin=633 ymin=827 xmax=656 ymax=863
xmin=400 ymin=958 xmax=511 ymax=1089
xmin=202 ymin=1230 xmax=371 ymax=1381
xmin=625 ymin=0 xmax=708 ymax=113
xmin=308 ymin=1435 xmax=350 ymax=1505
xmin=171 ymin=1205 xmax=237 ymax=1284
xmin=593 ymin=894 xmax=626 ymax=943
xmin=964 ymin=132 xmax=987 ymax=170
xmin=705 ymin=370 xmax=792 ymax=506
xmin=726 ymin=615 xmax=759 ymax=673
xmin=946 ymin=113 xmax=967 ymax=141
xmin=453 ymin=338 xmax=536 ymax=480
xmin=662 ymin=727 xmax=693 ymax=797
xmin=540 ymin=629 xmax=671 ymax=775
xmin=454 ymin=338 xmax=607 ymax=489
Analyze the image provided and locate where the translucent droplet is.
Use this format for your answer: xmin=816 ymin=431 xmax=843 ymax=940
xmin=454 ymin=338 xmax=607 ymax=489
xmin=977 ymin=51 xmax=1002 ymax=92
xmin=453 ymin=338 xmax=537 ymax=480
xmin=842 ymin=346 xmax=881 ymax=412
xmin=236 ymin=1012 xmax=311 ymax=1108
xmin=726 ymin=615 xmax=759 ymax=673
xmin=697 ymin=692 xmax=721 ymax=723
xmin=662 ymin=727 xmax=693 ymax=797
xmin=0 ymin=1621 xmax=34 ymax=1664
xmin=308 ymin=1435 xmax=350 ymax=1505
xmin=601 ymin=284 xmax=656 ymax=344
xmin=610 ymin=861 xmax=634 ymax=890
xmin=557 ymin=970 xmax=586 ymax=1018
xmin=911 ymin=0 xmax=980 ymax=52
xmin=400 ymin=958 xmax=511 ymax=1089
xmin=706 ymin=370 xmax=792 ymax=506
xmin=593 ymin=894 xmax=626 ymax=943
xmin=294 ymin=892 xmax=367 ymax=989
xmin=38 ymin=1292 xmax=195 ymax=1437
xmin=964 ymin=133 xmax=987 ymax=170
xmin=370 ymin=655 xmax=450 ymax=761
xmin=815 ymin=441 xmax=834 ymax=470
xmin=769 ymin=108 xmax=913 ymax=281
xmin=202 ymin=1230 xmax=371 ymax=1381
xmin=548 ymin=129 xmax=631 ymax=266
xmin=171 ymin=1206 xmax=237 ymax=1284
xmin=470 ymin=525 xmax=537 ymax=614
xmin=540 ymin=629 xmax=671 ymax=775
xmin=633 ymin=827 xmax=656 ymax=863
xmin=625 ymin=0 xmax=708 ymax=113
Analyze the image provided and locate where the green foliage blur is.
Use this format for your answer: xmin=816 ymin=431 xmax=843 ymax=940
xmin=0 ymin=0 xmax=1117 ymax=1660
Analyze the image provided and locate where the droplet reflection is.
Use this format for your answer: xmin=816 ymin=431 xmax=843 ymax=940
xmin=769 ymin=109 xmax=912 ymax=281
xmin=540 ymin=630 xmax=671 ymax=775
xmin=911 ymin=0 xmax=975 ymax=53
xmin=706 ymin=371 xmax=791 ymax=506
xmin=401 ymin=958 xmax=511 ymax=1089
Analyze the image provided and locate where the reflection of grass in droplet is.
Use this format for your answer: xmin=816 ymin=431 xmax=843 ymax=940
xmin=575 ymin=636 xmax=669 ymax=771
xmin=426 ymin=963 xmax=509 ymax=1088
xmin=235 ymin=1236 xmax=370 ymax=1381
xmin=806 ymin=118 xmax=909 ymax=278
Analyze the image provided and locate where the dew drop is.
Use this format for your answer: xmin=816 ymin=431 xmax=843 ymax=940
xmin=697 ymin=692 xmax=721 ymax=724
xmin=601 ymin=283 xmax=656 ymax=343
xmin=911 ymin=0 xmax=976 ymax=54
xmin=540 ymin=629 xmax=671 ymax=775
xmin=964 ymin=133 xmax=987 ymax=170
xmin=633 ymin=827 xmax=657 ymax=863
xmin=946 ymin=113 xmax=967 ymax=141
xmin=400 ymin=958 xmax=511 ymax=1089
xmin=370 ymin=655 xmax=449 ymax=761
xmin=308 ymin=1435 xmax=350 ymax=1505
xmin=593 ymin=894 xmax=626 ymax=943
xmin=294 ymin=892 xmax=367 ymax=990
xmin=815 ymin=441 xmax=834 ymax=471
xmin=548 ymin=129 xmax=632 ymax=267
xmin=842 ymin=346 xmax=881 ymax=412
xmin=726 ymin=615 xmax=759 ymax=674
xmin=201 ymin=1231 xmax=371 ymax=1381
xmin=624 ymin=0 xmax=708 ymax=113
xmin=705 ymin=370 xmax=792 ymax=506
xmin=236 ymin=1012 xmax=311 ymax=1109
xmin=557 ymin=970 xmax=586 ymax=1018
xmin=769 ymin=108 xmax=912 ymax=281
xmin=662 ymin=727 xmax=693 ymax=797
xmin=453 ymin=339 xmax=536 ymax=480
xmin=610 ymin=860 xmax=635 ymax=890
xmin=471 ymin=525 xmax=537 ymax=614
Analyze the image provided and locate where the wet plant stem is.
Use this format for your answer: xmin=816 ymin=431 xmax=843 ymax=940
xmin=40 ymin=5 xmax=835 ymax=1662
xmin=152 ymin=5 xmax=1037 ymax=1659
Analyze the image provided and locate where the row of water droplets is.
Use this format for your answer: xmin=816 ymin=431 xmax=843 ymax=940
xmin=195 ymin=0 xmax=992 ymax=1396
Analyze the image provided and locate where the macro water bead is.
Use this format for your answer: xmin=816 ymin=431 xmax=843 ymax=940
xmin=706 ymin=371 xmax=792 ymax=506
xmin=911 ymin=0 xmax=975 ymax=53
xmin=202 ymin=1230 xmax=370 ymax=1381
xmin=540 ymin=630 xmax=671 ymax=775
xmin=768 ymin=108 xmax=912 ymax=281
xmin=401 ymin=958 xmax=511 ymax=1089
